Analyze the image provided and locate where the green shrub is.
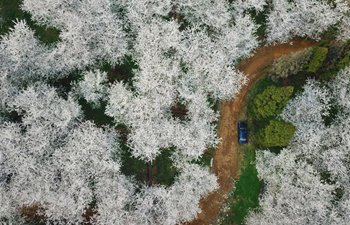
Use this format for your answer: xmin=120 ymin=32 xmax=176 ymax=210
xmin=307 ymin=47 xmax=328 ymax=73
xmin=319 ymin=69 xmax=338 ymax=82
xmin=337 ymin=50 xmax=350 ymax=69
xmin=252 ymin=86 xmax=294 ymax=119
xmin=258 ymin=120 xmax=296 ymax=148
xmin=219 ymin=149 xmax=262 ymax=225
xmin=321 ymin=25 xmax=339 ymax=41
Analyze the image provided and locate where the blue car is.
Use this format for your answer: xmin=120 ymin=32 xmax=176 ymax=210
xmin=238 ymin=121 xmax=248 ymax=144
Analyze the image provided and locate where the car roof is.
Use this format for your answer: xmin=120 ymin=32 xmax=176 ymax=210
xmin=240 ymin=130 xmax=247 ymax=137
xmin=238 ymin=121 xmax=247 ymax=127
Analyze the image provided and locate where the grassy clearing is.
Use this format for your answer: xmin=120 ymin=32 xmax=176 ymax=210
xmin=219 ymin=147 xmax=262 ymax=225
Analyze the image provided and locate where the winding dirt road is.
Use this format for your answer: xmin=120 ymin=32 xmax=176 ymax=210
xmin=185 ymin=40 xmax=317 ymax=225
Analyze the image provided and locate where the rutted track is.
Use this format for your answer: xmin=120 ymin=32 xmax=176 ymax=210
xmin=185 ymin=40 xmax=318 ymax=225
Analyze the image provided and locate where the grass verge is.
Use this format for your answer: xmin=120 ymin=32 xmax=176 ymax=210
xmin=219 ymin=147 xmax=262 ymax=225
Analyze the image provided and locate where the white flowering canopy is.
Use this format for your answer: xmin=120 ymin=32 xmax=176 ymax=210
xmin=1 ymin=0 xmax=350 ymax=224
xmin=247 ymin=69 xmax=350 ymax=225
xmin=267 ymin=0 xmax=349 ymax=43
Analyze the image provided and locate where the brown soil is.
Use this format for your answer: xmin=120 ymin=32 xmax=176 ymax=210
xmin=184 ymin=40 xmax=318 ymax=225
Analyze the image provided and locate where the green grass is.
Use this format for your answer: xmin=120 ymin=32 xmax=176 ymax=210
xmin=156 ymin=150 xmax=179 ymax=186
xmin=0 ymin=0 xmax=60 ymax=44
xmin=220 ymin=148 xmax=262 ymax=225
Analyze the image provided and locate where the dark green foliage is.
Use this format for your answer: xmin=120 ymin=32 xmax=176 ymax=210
xmin=337 ymin=50 xmax=350 ymax=69
xmin=320 ymin=25 xmax=339 ymax=41
xmin=220 ymin=149 xmax=262 ymax=225
xmin=252 ymin=86 xmax=294 ymax=119
xmin=247 ymin=77 xmax=282 ymax=137
xmin=315 ymin=43 xmax=350 ymax=82
xmin=307 ymin=47 xmax=329 ymax=73
xmin=78 ymin=99 xmax=114 ymax=126
xmin=192 ymin=148 xmax=215 ymax=167
xmin=104 ymin=55 xmax=138 ymax=87
xmin=247 ymin=77 xmax=281 ymax=121
xmin=258 ymin=120 xmax=296 ymax=148
xmin=120 ymin=144 xmax=148 ymax=184
xmin=248 ymin=77 xmax=279 ymax=102
xmin=249 ymin=7 xmax=269 ymax=38
xmin=0 ymin=0 xmax=60 ymax=44
xmin=4 ymin=110 xmax=23 ymax=123
xmin=323 ymin=104 xmax=340 ymax=126
xmin=180 ymin=61 xmax=189 ymax=74
xmin=22 ymin=219 xmax=46 ymax=225
xmin=120 ymin=147 xmax=178 ymax=187
xmin=0 ymin=0 xmax=24 ymax=34
xmin=319 ymin=69 xmax=338 ymax=82
xmin=208 ymin=97 xmax=220 ymax=113
xmin=49 ymin=70 xmax=83 ymax=98
xmin=283 ymin=71 xmax=310 ymax=91
xmin=30 ymin=23 xmax=60 ymax=45
xmin=156 ymin=150 xmax=178 ymax=186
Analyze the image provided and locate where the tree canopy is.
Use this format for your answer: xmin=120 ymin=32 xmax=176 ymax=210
xmin=1 ymin=0 xmax=350 ymax=224
xmin=248 ymin=70 xmax=350 ymax=225
xmin=258 ymin=120 xmax=296 ymax=148
xmin=252 ymin=85 xmax=294 ymax=119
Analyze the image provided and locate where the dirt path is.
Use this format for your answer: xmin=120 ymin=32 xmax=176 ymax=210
xmin=184 ymin=40 xmax=318 ymax=225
